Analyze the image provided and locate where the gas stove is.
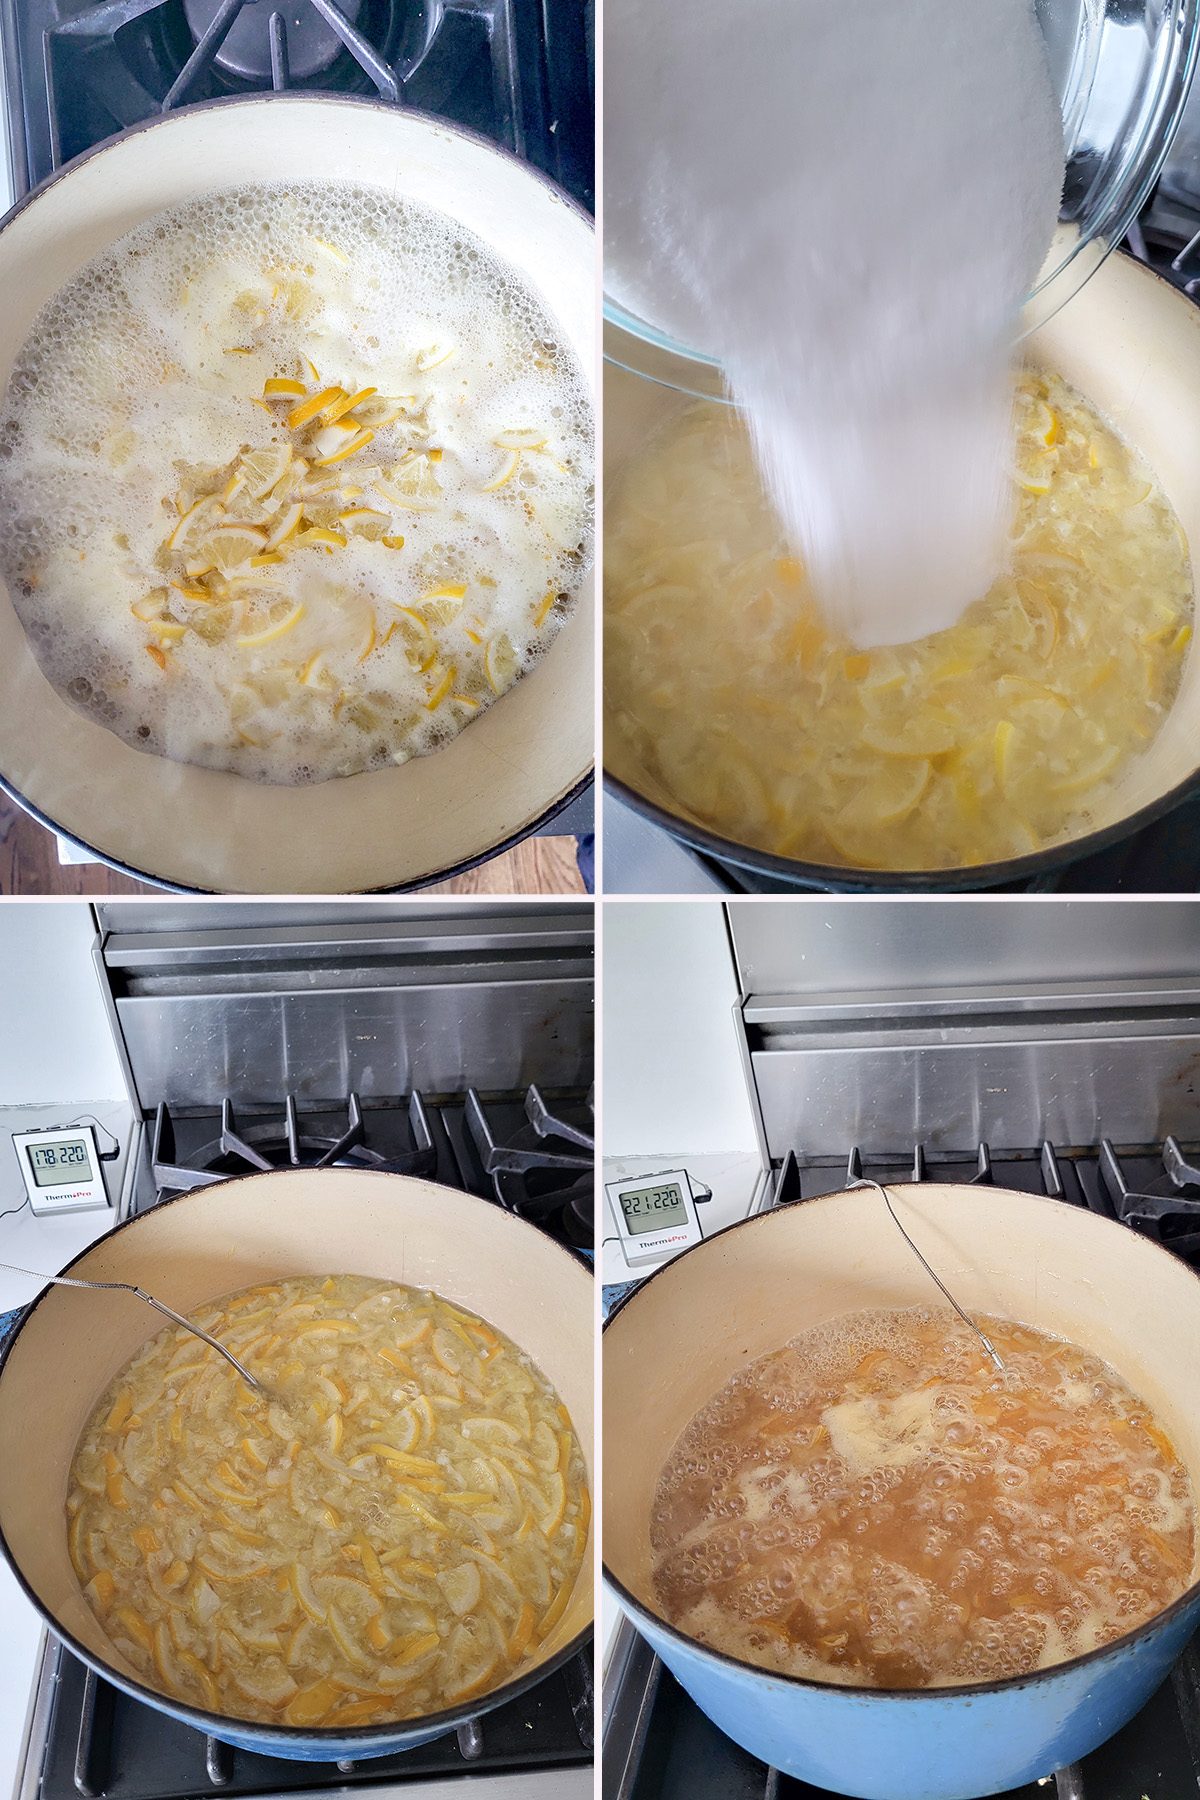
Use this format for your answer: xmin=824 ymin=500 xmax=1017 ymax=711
xmin=0 ymin=0 xmax=592 ymax=214
xmin=12 ymin=899 xmax=594 ymax=1800
xmin=603 ymin=899 xmax=1200 ymax=1800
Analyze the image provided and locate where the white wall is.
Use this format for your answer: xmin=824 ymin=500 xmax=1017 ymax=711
xmin=602 ymin=902 xmax=759 ymax=1154
xmin=0 ymin=903 xmax=127 ymax=1106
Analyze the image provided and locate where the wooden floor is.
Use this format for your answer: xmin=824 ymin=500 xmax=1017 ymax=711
xmin=0 ymin=792 xmax=586 ymax=896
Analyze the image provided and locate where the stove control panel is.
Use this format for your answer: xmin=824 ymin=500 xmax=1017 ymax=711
xmin=11 ymin=1125 xmax=111 ymax=1216
xmin=604 ymin=1168 xmax=711 ymax=1269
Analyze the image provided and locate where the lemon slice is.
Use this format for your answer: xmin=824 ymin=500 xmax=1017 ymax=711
xmin=287 ymin=387 xmax=345 ymax=429
xmin=313 ymin=428 xmax=375 ymax=468
xmin=485 ymin=633 xmax=519 ymax=695
xmin=311 ymin=237 xmax=348 ymax=266
xmin=240 ymin=446 xmax=292 ymax=499
xmin=263 ymin=501 xmax=304 ymax=551
xmin=354 ymin=396 xmax=412 ymax=428
xmin=296 ymin=526 xmax=347 ymax=551
xmin=165 ymin=495 xmax=216 ymax=552
xmin=416 ymin=344 xmax=454 ymax=372
xmin=264 ymin=377 xmax=307 ymax=399
xmin=1013 ymin=463 xmax=1052 ymax=496
xmin=388 ymin=608 xmax=436 ymax=673
xmin=416 ymin=585 xmax=467 ymax=627
xmin=839 ymin=759 xmax=930 ymax=830
xmin=482 ymin=448 xmax=521 ymax=491
xmin=323 ymin=387 xmax=377 ymax=426
xmin=377 ymin=454 xmax=441 ymax=511
xmin=208 ymin=527 xmax=268 ymax=574
xmin=494 ymin=428 xmax=549 ymax=450
xmin=425 ymin=663 xmax=456 ymax=710
xmin=236 ymin=600 xmax=305 ymax=648
xmin=859 ymin=718 xmax=956 ymax=758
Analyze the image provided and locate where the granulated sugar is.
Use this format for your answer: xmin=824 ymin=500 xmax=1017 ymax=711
xmin=605 ymin=0 xmax=1065 ymax=647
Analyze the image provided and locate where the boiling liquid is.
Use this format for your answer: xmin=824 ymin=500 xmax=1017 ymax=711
xmin=67 ymin=1275 xmax=588 ymax=1726
xmin=650 ymin=1307 xmax=1195 ymax=1688
xmin=0 ymin=183 xmax=592 ymax=784
xmin=605 ymin=371 xmax=1193 ymax=870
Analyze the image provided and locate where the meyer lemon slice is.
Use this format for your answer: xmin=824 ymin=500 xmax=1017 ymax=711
xmin=264 ymin=377 xmax=307 ymax=399
xmin=839 ymin=759 xmax=930 ymax=830
xmin=485 ymin=632 xmax=518 ymax=695
xmin=236 ymin=600 xmax=306 ymax=647
xmin=482 ymin=448 xmax=521 ymax=491
xmin=377 ymin=454 xmax=441 ymax=511
xmin=311 ymin=237 xmax=348 ymax=266
xmin=1013 ymin=463 xmax=1052 ymax=496
xmin=323 ymin=387 xmax=376 ymax=426
xmin=313 ymin=428 xmax=375 ymax=468
xmin=425 ymin=663 xmax=456 ymax=709
xmin=208 ymin=527 xmax=268 ymax=574
xmin=287 ymin=387 xmax=345 ymax=428
xmin=859 ymin=718 xmax=956 ymax=758
xmin=387 ymin=608 xmax=437 ymax=672
xmin=354 ymin=396 xmax=412 ymax=427
xmin=165 ymin=495 xmax=216 ymax=552
xmin=295 ymin=526 xmax=347 ymax=550
xmin=240 ymin=446 xmax=292 ymax=499
xmin=416 ymin=343 xmax=454 ymax=372
xmin=416 ymin=585 xmax=466 ymax=626
xmin=494 ymin=428 xmax=549 ymax=450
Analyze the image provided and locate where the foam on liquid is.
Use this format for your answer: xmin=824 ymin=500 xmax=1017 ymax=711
xmin=604 ymin=0 xmax=1065 ymax=647
xmin=651 ymin=1307 xmax=1196 ymax=1689
xmin=0 ymin=182 xmax=592 ymax=784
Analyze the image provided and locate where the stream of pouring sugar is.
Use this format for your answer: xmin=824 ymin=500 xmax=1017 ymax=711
xmin=604 ymin=0 xmax=1065 ymax=649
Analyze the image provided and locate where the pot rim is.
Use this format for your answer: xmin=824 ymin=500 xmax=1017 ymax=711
xmin=0 ymin=1168 xmax=594 ymax=1749
xmin=602 ymin=1182 xmax=1200 ymax=1701
xmin=0 ymin=90 xmax=596 ymax=239
xmin=603 ymin=764 xmax=1200 ymax=893
xmin=0 ymin=764 xmax=593 ymax=895
xmin=0 ymin=91 xmax=594 ymax=894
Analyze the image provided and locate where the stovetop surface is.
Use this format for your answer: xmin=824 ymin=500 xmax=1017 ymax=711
xmin=620 ymin=1650 xmax=1200 ymax=1800
xmin=1 ymin=0 xmax=593 ymax=213
xmin=42 ymin=1641 xmax=591 ymax=1800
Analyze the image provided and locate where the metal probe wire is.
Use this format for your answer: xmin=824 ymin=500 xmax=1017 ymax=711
xmin=847 ymin=1177 xmax=1007 ymax=1374
xmin=0 ymin=1262 xmax=270 ymax=1395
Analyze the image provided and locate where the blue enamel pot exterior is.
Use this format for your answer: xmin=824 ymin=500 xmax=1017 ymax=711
xmin=614 ymin=1578 xmax=1200 ymax=1800
xmin=603 ymin=1183 xmax=1200 ymax=1800
xmin=0 ymin=1170 xmax=594 ymax=1761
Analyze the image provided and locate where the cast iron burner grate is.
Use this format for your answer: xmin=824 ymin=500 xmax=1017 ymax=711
xmin=151 ymin=1091 xmax=437 ymax=1189
xmin=42 ymin=1637 xmax=592 ymax=1800
xmin=1 ymin=0 xmax=592 ymax=211
xmin=465 ymin=1083 xmax=594 ymax=1251
xmin=606 ymin=1133 xmax=1200 ymax=1800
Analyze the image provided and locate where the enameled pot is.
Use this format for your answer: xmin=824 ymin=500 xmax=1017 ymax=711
xmin=0 ymin=1170 xmax=594 ymax=1760
xmin=604 ymin=251 xmax=1200 ymax=891
xmin=603 ymin=1184 xmax=1200 ymax=1799
xmin=0 ymin=95 xmax=594 ymax=893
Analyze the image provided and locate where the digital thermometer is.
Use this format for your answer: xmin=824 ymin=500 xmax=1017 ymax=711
xmin=11 ymin=1126 xmax=110 ymax=1216
xmin=605 ymin=1168 xmax=711 ymax=1269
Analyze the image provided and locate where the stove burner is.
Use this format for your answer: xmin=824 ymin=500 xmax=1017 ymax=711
xmin=465 ymin=1086 xmax=594 ymax=1249
xmin=182 ymin=0 xmax=365 ymax=83
xmin=152 ymin=1091 xmax=437 ymax=1193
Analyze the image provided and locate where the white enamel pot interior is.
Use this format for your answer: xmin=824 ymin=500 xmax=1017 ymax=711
xmin=0 ymin=1170 xmax=594 ymax=1757
xmin=603 ymin=1185 xmax=1200 ymax=1793
xmin=604 ymin=251 xmax=1200 ymax=891
xmin=0 ymin=96 xmax=594 ymax=893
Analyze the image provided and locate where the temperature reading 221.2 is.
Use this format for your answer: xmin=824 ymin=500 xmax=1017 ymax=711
xmin=619 ymin=1183 xmax=689 ymax=1235
xmin=606 ymin=1168 xmax=710 ymax=1270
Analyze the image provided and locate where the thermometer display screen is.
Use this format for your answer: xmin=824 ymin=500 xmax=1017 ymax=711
xmin=620 ymin=1182 xmax=689 ymax=1236
xmin=26 ymin=1140 xmax=95 ymax=1188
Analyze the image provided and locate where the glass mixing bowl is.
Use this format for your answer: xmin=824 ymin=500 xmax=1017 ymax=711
xmin=603 ymin=0 xmax=1200 ymax=399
